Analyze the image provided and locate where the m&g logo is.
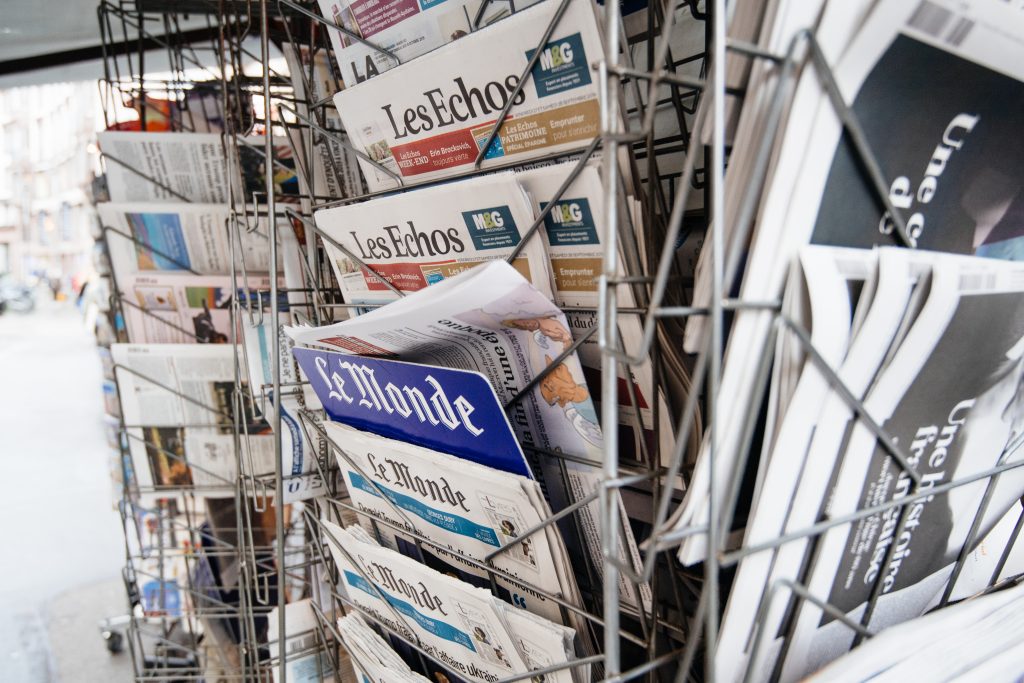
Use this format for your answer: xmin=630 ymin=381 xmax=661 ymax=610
xmin=469 ymin=209 xmax=506 ymax=231
xmin=548 ymin=201 xmax=584 ymax=225
xmin=462 ymin=205 xmax=519 ymax=250
xmin=538 ymin=41 xmax=575 ymax=71
xmin=528 ymin=33 xmax=591 ymax=97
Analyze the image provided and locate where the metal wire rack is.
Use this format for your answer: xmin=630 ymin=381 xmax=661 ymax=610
xmin=88 ymin=0 xmax=1024 ymax=681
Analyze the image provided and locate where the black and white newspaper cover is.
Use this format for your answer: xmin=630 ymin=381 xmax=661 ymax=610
xmin=782 ymin=256 xmax=1024 ymax=679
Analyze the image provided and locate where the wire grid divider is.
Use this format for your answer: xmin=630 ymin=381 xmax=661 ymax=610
xmin=94 ymin=2 xmax=332 ymax=680
xmin=593 ymin=4 xmax=1024 ymax=683
xmin=249 ymin=0 xmax=713 ymax=680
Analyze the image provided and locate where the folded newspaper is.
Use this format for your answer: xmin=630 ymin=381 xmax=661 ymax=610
xmin=710 ymin=248 xmax=1024 ymax=681
xmin=268 ymin=598 xmax=337 ymax=683
xmin=331 ymin=0 xmax=604 ymax=191
xmin=289 ymin=259 xmax=651 ymax=608
xmin=807 ymin=580 xmax=1024 ymax=683
xmin=99 ymin=132 xmax=232 ymax=203
xmin=281 ymin=41 xmax=365 ymax=200
xmin=779 ymin=251 xmax=1024 ymax=680
xmin=99 ymin=131 xmax=300 ymax=202
xmin=326 ymin=420 xmax=583 ymax=629
xmin=322 ymin=519 xmax=584 ymax=683
xmin=111 ymin=343 xmax=322 ymax=503
xmin=515 ymin=161 xmax=690 ymax=466
xmin=316 ymin=0 xmax=539 ymax=89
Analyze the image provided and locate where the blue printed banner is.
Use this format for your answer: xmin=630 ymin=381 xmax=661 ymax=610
xmin=294 ymin=347 xmax=530 ymax=477
xmin=348 ymin=471 xmax=501 ymax=546
xmin=343 ymin=570 xmax=477 ymax=652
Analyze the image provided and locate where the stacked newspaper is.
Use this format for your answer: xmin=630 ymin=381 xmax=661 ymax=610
xmin=316 ymin=0 xmax=541 ymax=88
xmin=98 ymin=131 xmax=300 ymax=203
xmin=337 ymin=613 xmax=428 ymax=683
xmin=713 ymin=247 xmax=1024 ymax=681
xmin=675 ymin=0 xmax=1024 ymax=567
xmin=326 ymin=421 xmax=586 ymax=630
xmin=808 ymin=580 xmax=1024 ymax=683
xmin=281 ymin=42 xmax=365 ymax=201
xmin=290 ymin=259 xmax=652 ymax=609
xmin=330 ymin=0 xmax=605 ymax=191
xmin=98 ymin=202 xmax=273 ymax=284
xmin=111 ymin=343 xmax=275 ymax=496
xmin=322 ymin=519 xmax=586 ymax=683
xmin=313 ymin=157 xmax=688 ymax=478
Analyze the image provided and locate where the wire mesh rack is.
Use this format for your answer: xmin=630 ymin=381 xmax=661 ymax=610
xmin=88 ymin=0 xmax=1024 ymax=681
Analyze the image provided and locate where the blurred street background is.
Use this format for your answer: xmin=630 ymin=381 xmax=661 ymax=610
xmin=0 ymin=299 xmax=130 ymax=682
xmin=0 ymin=79 xmax=129 ymax=681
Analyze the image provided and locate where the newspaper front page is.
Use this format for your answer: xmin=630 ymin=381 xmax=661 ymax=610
xmin=99 ymin=132 xmax=232 ymax=203
xmin=332 ymin=0 xmax=604 ymax=191
xmin=314 ymin=171 xmax=553 ymax=303
xmin=291 ymin=260 xmax=651 ymax=608
xmin=780 ymin=253 xmax=1024 ymax=680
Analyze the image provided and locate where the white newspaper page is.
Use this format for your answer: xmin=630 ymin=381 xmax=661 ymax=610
xmin=314 ymin=171 xmax=554 ymax=304
xmin=291 ymin=260 xmax=652 ymax=608
xmin=326 ymin=420 xmax=574 ymax=625
xmin=99 ymin=131 xmax=231 ymax=203
xmin=332 ymin=0 xmax=604 ymax=191
xmin=111 ymin=343 xmax=274 ymax=495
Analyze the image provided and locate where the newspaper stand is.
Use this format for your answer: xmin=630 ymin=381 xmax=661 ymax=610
xmin=89 ymin=0 xmax=1024 ymax=682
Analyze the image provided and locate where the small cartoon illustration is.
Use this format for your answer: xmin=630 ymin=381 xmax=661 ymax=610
xmin=498 ymin=313 xmax=603 ymax=448
xmin=539 ymin=357 xmax=588 ymax=407
xmin=502 ymin=315 xmax=574 ymax=352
